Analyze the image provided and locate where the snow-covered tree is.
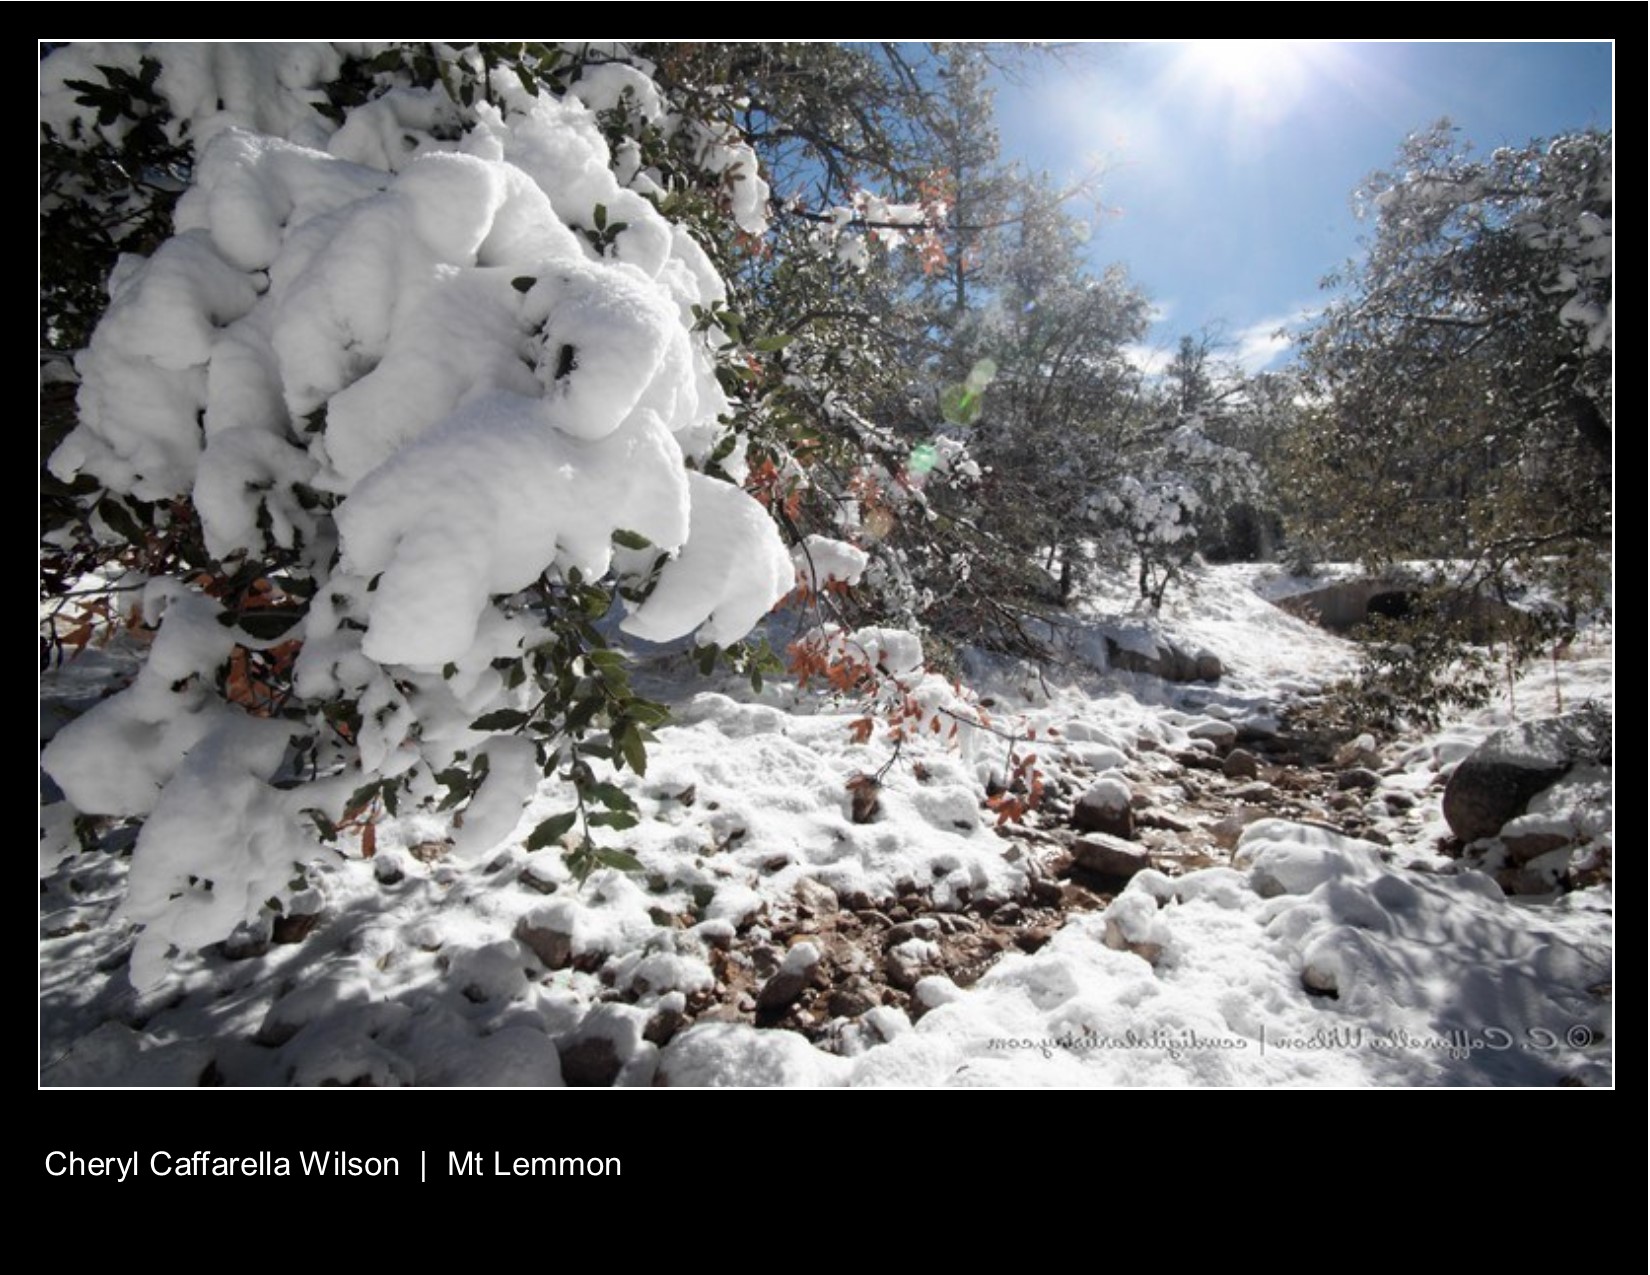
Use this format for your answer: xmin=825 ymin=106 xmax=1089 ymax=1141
xmin=40 ymin=42 xmax=798 ymax=988
xmin=1290 ymin=123 xmax=1612 ymax=608
xmin=1283 ymin=123 xmax=1612 ymax=731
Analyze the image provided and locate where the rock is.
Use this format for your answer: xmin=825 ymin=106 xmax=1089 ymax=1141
xmin=991 ymin=902 xmax=1024 ymax=926
xmin=1136 ymin=809 xmax=1193 ymax=832
xmin=1301 ymin=965 xmax=1339 ymax=997
xmin=885 ymin=917 xmax=942 ymax=945
xmin=750 ymin=944 xmax=783 ymax=978
xmin=1102 ymin=917 xmax=1162 ymax=965
xmin=1173 ymin=749 xmax=1224 ymax=772
xmin=1072 ymin=833 xmax=1151 ymax=880
xmin=219 ymin=915 xmax=273 ymax=961
xmin=1334 ymin=733 xmax=1381 ymax=769
xmin=452 ymin=940 xmax=530 ymax=1003
xmin=514 ymin=907 xmax=575 ymax=969
xmin=519 ymin=861 xmax=560 ymax=894
xmin=1027 ymin=878 xmax=1064 ymax=906
xmin=755 ymin=970 xmax=808 ymax=1013
xmin=1336 ymin=767 xmax=1382 ymax=791
xmin=1443 ymin=712 xmax=1610 ymax=843
xmin=407 ymin=840 xmax=448 ymax=863
xmin=793 ymin=877 xmax=839 ymax=917
xmin=1015 ymin=926 xmax=1056 ymax=954
xmin=1061 ymin=882 xmax=1106 ymax=911
xmin=373 ymin=853 xmax=406 ymax=886
xmin=756 ymin=943 xmax=821 ymax=1012
xmin=1495 ymin=859 xmax=1568 ymax=896
xmin=557 ymin=1035 xmax=622 ymax=1087
xmin=1072 ymin=776 xmax=1135 ymax=839
xmin=272 ymin=910 xmax=321 ymax=945
xmin=644 ymin=1002 xmax=687 ymax=1047
xmin=1383 ymin=791 xmax=1417 ymax=813
xmin=1105 ymin=636 xmax=1221 ymax=684
xmin=828 ymin=977 xmax=881 ymax=1018
xmin=884 ymin=938 xmax=938 ymax=991
xmin=1187 ymin=719 xmax=1239 ymax=750
xmin=1501 ymin=823 xmax=1575 ymax=865
xmin=1208 ymin=806 xmax=1271 ymax=849
xmin=1227 ymin=780 xmax=1274 ymax=801
xmin=1222 ymin=748 xmax=1261 ymax=779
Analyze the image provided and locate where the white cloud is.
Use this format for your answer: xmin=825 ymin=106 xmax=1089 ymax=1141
xmin=1231 ymin=305 xmax=1319 ymax=373
xmin=1123 ymin=341 xmax=1175 ymax=376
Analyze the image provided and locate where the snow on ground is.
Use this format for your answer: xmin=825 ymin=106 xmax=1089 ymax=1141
xmin=39 ymin=565 xmax=1613 ymax=1087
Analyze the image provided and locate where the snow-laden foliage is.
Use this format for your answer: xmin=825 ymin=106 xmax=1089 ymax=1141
xmin=41 ymin=42 xmax=792 ymax=988
xmin=1289 ymin=123 xmax=1612 ymax=597
xmin=1095 ymin=418 xmax=1262 ymax=610
xmin=1284 ymin=123 xmax=1612 ymax=730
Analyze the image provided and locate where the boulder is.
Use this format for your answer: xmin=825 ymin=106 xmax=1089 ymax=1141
xmin=1072 ymin=833 xmax=1151 ymax=880
xmin=1442 ymin=712 xmax=1610 ymax=844
xmin=1105 ymin=635 xmax=1222 ymax=683
xmin=1072 ymin=776 xmax=1135 ymax=839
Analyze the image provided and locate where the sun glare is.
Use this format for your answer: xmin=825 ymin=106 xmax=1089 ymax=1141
xmin=1169 ymin=40 xmax=1332 ymax=124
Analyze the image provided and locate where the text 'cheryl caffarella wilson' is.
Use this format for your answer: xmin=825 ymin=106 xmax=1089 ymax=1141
xmin=44 ymin=1150 xmax=401 ymax=1180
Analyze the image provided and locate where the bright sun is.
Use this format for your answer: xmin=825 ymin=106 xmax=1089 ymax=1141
xmin=1170 ymin=40 xmax=1333 ymax=123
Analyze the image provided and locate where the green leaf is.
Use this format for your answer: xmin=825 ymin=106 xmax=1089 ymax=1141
xmin=588 ymin=810 xmax=640 ymax=831
xmin=627 ymin=700 xmax=671 ymax=727
xmin=565 ymin=696 xmax=603 ymax=735
xmin=470 ymin=708 xmax=528 ymax=732
xmin=708 ymin=434 xmax=739 ymax=467
xmin=592 ymin=203 xmax=607 ymax=231
xmin=595 ymin=847 xmax=644 ymax=873
xmin=586 ymin=782 xmax=636 ymax=813
xmin=752 ymin=333 xmax=795 ymax=352
xmin=301 ymin=808 xmax=338 ymax=842
xmin=696 ymin=644 xmax=720 ymax=676
xmin=525 ymin=811 xmax=579 ymax=850
xmin=343 ymin=781 xmax=381 ymax=818
xmin=617 ymin=724 xmax=649 ymax=777
xmin=612 ymin=528 xmax=652 ymax=551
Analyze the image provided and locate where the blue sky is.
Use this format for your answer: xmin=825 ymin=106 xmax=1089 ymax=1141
xmin=993 ymin=40 xmax=1614 ymax=374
